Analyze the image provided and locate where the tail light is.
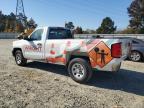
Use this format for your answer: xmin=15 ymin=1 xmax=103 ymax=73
xmin=111 ymin=43 xmax=122 ymax=58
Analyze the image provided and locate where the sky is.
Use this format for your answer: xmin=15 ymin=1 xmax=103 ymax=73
xmin=0 ymin=0 xmax=132 ymax=30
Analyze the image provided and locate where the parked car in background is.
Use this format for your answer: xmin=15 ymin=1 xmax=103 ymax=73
xmin=129 ymin=38 xmax=144 ymax=62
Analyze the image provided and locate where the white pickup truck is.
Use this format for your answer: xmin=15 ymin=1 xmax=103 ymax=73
xmin=12 ymin=27 xmax=131 ymax=83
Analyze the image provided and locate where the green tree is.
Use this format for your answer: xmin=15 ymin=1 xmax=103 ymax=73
xmin=96 ymin=17 xmax=116 ymax=34
xmin=0 ymin=11 xmax=37 ymax=33
xmin=74 ymin=26 xmax=83 ymax=34
xmin=0 ymin=23 xmax=5 ymax=32
xmin=65 ymin=22 xmax=75 ymax=29
xmin=83 ymin=29 xmax=96 ymax=34
xmin=0 ymin=11 xmax=5 ymax=32
xmin=6 ymin=12 xmax=16 ymax=32
xmin=27 ymin=18 xmax=37 ymax=29
xmin=4 ymin=18 xmax=9 ymax=32
xmin=117 ymin=28 xmax=136 ymax=34
xmin=128 ymin=0 xmax=144 ymax=33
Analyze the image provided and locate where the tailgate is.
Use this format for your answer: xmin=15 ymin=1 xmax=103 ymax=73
xmin=119 ymin=39 xmax=132 ymax=59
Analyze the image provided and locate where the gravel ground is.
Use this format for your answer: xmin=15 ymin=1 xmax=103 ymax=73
xmin=0 ymin=39 xmax=144 ymax=108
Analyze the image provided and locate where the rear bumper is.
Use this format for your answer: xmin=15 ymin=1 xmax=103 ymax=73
xmin=111 ymin=62 xmax=121 ymax=72
xmin=92 ymin=59 xmax=122 ymax=72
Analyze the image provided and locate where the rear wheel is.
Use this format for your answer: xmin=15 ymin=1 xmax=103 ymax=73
xmin=15 ymin=50 xmax=27 ymax=66
xmin=68 ymin=58 xmax=93 ymax=83
xmin=129 ymin=51 xmax=142 ymax=62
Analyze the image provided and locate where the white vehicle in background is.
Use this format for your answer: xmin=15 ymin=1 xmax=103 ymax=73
xmin=12 ymin=27 xmax=131 ymax=83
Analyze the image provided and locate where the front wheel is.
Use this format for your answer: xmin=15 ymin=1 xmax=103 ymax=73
xmin=15 ymin=50 xmax=27 ymax=66
xmin=68 ymin=58 xmax=93 ymax=83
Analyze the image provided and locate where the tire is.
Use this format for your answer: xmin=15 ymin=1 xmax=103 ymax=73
xmin=68 ymin=58 xmax=93 ymax=83
xmin=129 ymin=51 xmax=142 ymax=62
xmin=14 ymin=50 xmax=27 ymax=66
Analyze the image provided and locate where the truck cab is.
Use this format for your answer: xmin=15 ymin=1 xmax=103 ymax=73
xmin=12 ymin=26 xmax=131 ymax=83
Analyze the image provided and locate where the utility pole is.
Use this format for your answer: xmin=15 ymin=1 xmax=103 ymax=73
xmin=15 ymin=0 xmax=27 ymax=32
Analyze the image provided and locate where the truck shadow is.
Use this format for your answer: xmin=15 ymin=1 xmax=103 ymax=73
xmin=27 ymin=61 xmax=144 ymax=96
xmin=90 ymin=69 xmax=144 ymax=96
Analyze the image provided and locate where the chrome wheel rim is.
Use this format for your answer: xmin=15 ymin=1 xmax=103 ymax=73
xmin=71 ymin=63 xmax=85 ymax=80
xmin=16 ymin=53 xmax=22 ymax=64
xmin=130 ymin=52 xmax=141 ymax=61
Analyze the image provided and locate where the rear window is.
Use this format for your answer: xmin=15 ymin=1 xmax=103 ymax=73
xmin=48 ymin=28 xmax=72 ymax=39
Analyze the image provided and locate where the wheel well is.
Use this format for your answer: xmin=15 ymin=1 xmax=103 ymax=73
xmin=66 ymin=55 xmax=90 ymax=67
xmin=131 ymin=50 xmax=143 ymax=56
xmin=131 ymin=50 xmax=143 ymax=59
xmin=12 ymin=48 xmax=22 ymax=56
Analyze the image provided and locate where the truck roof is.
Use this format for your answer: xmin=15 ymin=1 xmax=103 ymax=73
xmin=37 ymin=26 xmax=69 ymax=30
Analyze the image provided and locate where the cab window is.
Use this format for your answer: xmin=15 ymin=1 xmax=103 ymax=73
xmin=30 ymin=29 xmax=43 ymax=41
xmin=48 ymin=28 xmax=72 ymax=39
